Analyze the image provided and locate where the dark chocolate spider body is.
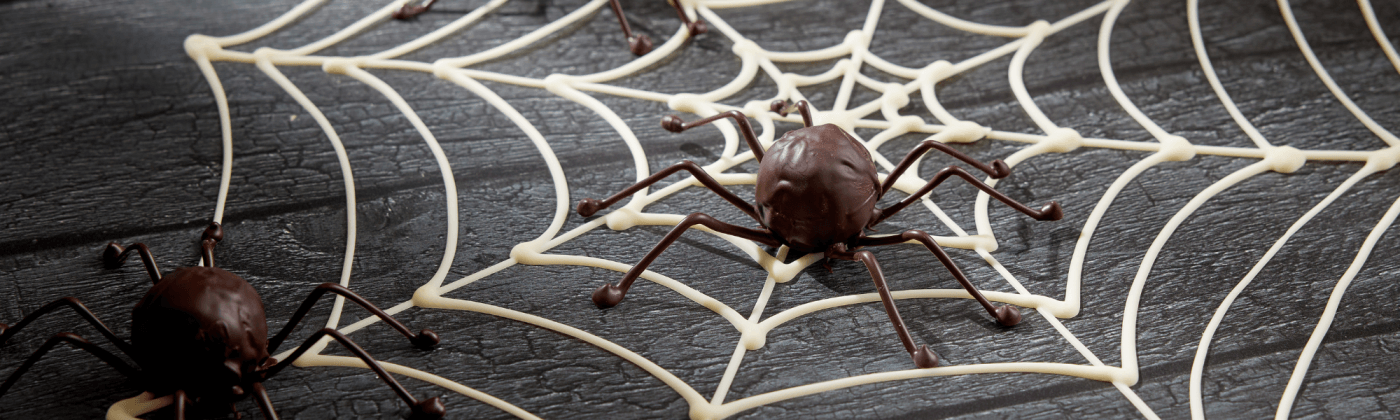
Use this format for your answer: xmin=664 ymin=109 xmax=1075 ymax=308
xmin=577 ymin=100 xmax=1063 ymax=368
xmin=754 ymin=123 xmax=881 ymax=254
xmin=0 ymin=223 xmax=446 ymax=419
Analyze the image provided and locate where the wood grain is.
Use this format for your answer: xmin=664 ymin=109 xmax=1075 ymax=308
xmin=1 ymin=0 xmax=1398 ymax=418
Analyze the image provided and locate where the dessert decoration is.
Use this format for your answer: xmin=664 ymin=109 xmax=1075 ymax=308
xmin=0 ymin=223 xmax=446 ymax=420
xmin=0 ymin=0 xmax=1386 ymax=417
xmin=577 ymin=100 xmax=1063 ymax=368
xmin=606 ymin=0 xmax=707 ymax=55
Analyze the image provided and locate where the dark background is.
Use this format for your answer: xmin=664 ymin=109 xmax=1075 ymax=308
xmin=2 ymin=0 xmax=1399 ymax=418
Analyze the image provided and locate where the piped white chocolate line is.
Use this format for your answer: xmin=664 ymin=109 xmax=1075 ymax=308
xmin=1276 ymin=0 xmax=1400 ymax=147
xmin=293 ymin=355 xmax=543 ymax=419
xmin=251 ymin=54 xmax=361 ymax=334
xmin=1275 ymin=171 xmax=1400 ymax=419
xmin=1086 ymin=2 xmax=1183 ymax=412
xmin=1189 ymin=164 xmax=1384 ymax=419
xmin=1120 ymin=147 xmax=1307 ymax=382
xmin=162 ymin=0 xmax=1400 ymax=418
xmin=1188 ymin=0 xmax=1272 ymax=149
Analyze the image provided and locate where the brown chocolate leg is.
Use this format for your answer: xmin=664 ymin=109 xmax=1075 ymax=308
xmin=102 ymin=242 xmax=161 ymax=284
xmin=872 ymin=165 xmax=1062 ymax=226
xmin=827 ymin=248 xmax=939 ymax=368
xmin=576 ymin=160 xmax=761 ymax=223
xmin=879 ymin=140 xmax=1012 ymax=195
xmin=769 ymin=99 xmax=813 ymax=128
xmin=666 ymin=0 xmax=707 ymax=35
xmin=660 ymin=111 xmax=767 ymax=161
xmin=0 ymin=332 xmax=138 ymax=397
xmin=263 ymin=328 xmax=445 ymax=420
xmin=0 ymin=297 xmax=136 ymax=357
xmin=393 ymin=0 xmax=440 ymax=19
xmin=251 ymin=382 xmax=279 ymax=420
xmin=861 ymin=231 xmax=1021 ymax=327
xmin=593 ymin=212 xmax=779 ymax=308
xmin=607 ymin=0 xmax=653 ymax=55
xmin=266 ymin=283 xmax=439 ymax=354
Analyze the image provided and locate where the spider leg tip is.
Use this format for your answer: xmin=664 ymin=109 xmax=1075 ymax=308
xmin=991 ymin=160 xmax=1011 ymax=178
xmin=576 ymin=199 xmax=602 ymax=217
xmin=202 ymin=222 xmax=224 ymax=242
xmin=629 ymin=35 xmax=653 ymax=56
xmin=101 ymin=243 xmax=126 ymax=268
xmin=591 ymin=284 xmax=625 ymax=308
xmin=995 ymin=305 xmax=1022 ymax=327
xmin=912 ymin=345 xmax=939 ymax=369
xmin=412 ymin=329 xmax=440 ymax=349
xmin=1038 ymin=202 xmax=1063 ymax=221
xmin=410 ymin=396 xmax=446 ymax=420
xmin=660 ymin=115 xmax=686 ymax=133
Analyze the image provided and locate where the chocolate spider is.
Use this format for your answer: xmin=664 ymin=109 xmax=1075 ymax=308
xmin=576 ymin=100 xmax=1063 ymax=368
xmin=392 ymin=0 xmax=704 ymax=55
xmin=0 ymin=223 xmax=446 ymax=419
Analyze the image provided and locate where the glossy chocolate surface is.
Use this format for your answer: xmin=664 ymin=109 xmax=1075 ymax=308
xmin=755 ymin=124 xmax=881 ymax=255
xmin=131 ymin=266 xmax=269 ymax=402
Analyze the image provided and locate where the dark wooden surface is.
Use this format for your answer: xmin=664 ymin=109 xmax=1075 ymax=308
xmin=2 ymin=0 xmax=1399 ymax=418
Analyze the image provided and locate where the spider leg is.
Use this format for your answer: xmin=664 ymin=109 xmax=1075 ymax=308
xmin=263 ymin=328 xmax=446 ymax=420
xmin=606 ymin=0 xmax=654 ymax=55
xmin=871 ymin=165 xmax=1062 ymax=227
xmin=576 ymin=160 xmax=761 ymax=223
xmin=0 ymin=297 xmax=137 ymax=358
xmin=102 ymin=242 xmax=161 ymax=284
xmin=251 ymin=382 xmax=279 ymax=420
xmin=393 ymin=0 xmax=440 ymax=19
xmin=827 ymin=247 xmax=939 ymax=369
xmin=860 ymin=231 xmax=1022 ymax=327
xmin=0 ymin=332 xmax=139 ymax=397
xmin=660 ymin=111 xmax=766 ymax=161
xmin=266 ymin=283 xmax=439 ymax=354
xmin=594 ymin=212 xmax=779 ymax=308
xmin=666 ymin=0 xmax=708 ymax=35
xmin=879 ymin=138 xmax=1012 ymax=196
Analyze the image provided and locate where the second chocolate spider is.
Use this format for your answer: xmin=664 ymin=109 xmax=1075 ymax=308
xmin=576 ymin=100 xmax=1062 ymax=368
xmin=0 ymin=223 xmax=445 ymax=419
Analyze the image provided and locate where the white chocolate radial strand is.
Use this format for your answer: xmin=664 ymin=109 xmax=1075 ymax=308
xmin=252 ymin=53 xmax=361 ymax=339
xmin=1276 ymin=0 xmax=1400 ymax=147
xmin=147 ymin=0 xmax=1400 ymax=418
xmin=1275 ymin=171 xmax=1400 ymax=419
xmin=1187 ymin=165 xmax=1375 ymax=419
xmin=1357 ymin=0 xmax=1400 ymax=74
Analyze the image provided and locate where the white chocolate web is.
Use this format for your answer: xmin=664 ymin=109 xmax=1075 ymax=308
xmin=102 ymin=0 xmax=1400 ymax=418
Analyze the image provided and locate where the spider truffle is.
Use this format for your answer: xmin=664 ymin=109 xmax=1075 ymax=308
xmin=576 ymin=100 xmax=1062 ymax=368
xmin=0 ymin=222 xmax=446 ymax=419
